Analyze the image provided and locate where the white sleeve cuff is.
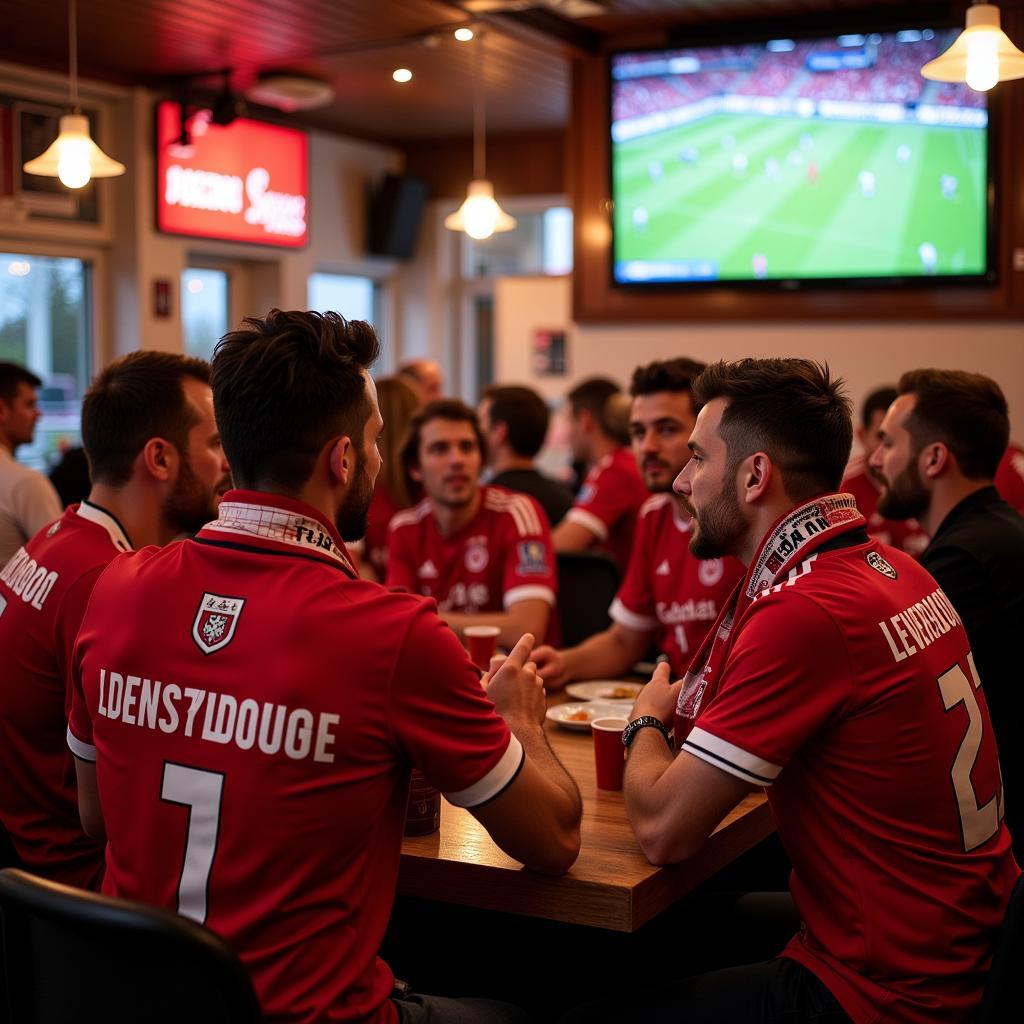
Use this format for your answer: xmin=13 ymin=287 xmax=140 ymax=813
xmin=444 ymin=735 xmax=525 ymax=808
xmin=682 ymin=727 xmax=781 ymax=787
xmin=566 ymin=507 xmax=609 ymax=541
xmin=67 ymin=726 xmax=97 ymax=763
xmin=504 ymin=585 xmax=556 ymax=608
xmin=609 ymin=597 xmax=658 ymax=632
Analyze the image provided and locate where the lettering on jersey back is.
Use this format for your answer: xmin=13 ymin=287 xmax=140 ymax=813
xmin=878 ymin=587 xmax=963 ymax=663
xmin=0 ymin=547 xmax=59 ymax=611
xmin=192 ymin=592 xmax=246 ymax=655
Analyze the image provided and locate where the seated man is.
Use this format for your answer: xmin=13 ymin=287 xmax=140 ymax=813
xmin=552 ymin=377 xmax=648 ymax=570
xmin=535 ymin=358 xmax=743 ymax=689
xmin=478 ymin=384 xmax=574 ymax=527
xmin=389 ymin=399 xmax=557 ymax=649
xmin=871 ymin=368 xmax=1024 ymax=860
xmin=841 ymin=385 xmax=927 ymax=556
xmin=0 ymin=351 xmax=229 ymax=888
xmin=585 ymin=358 xmax=1017 ymax=1024
xmin=68 ymin=310 xmax=581 ymax=1024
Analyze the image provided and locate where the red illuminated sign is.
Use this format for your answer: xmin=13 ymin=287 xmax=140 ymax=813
xmin=155 ymin=101 xmax=308 ymax=248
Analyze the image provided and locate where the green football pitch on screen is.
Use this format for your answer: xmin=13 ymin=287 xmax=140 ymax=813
xmin=612 ymin=114 xmax=987 ymax=281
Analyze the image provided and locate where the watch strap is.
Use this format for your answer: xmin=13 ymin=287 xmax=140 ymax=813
xmin=622 ymin=715 xmax=673 ymax=750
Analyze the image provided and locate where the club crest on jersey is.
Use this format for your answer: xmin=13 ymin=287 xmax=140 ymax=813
xmin=192 ymin=592 xmax=246 ymax=655
xmin=465 ymin=540 xmax=489 ymax=573
xmin=698 ymin=558 xmax=724 ymax=587
xmin=866 ymin=550 xmax=897 ymax=580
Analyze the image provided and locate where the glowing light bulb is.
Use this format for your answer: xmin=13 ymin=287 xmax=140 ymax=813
xmin=461 ymin=193 xmax=500 ymax=240
xmin=455 ymin=27 xmax=474 ymax=42
xmin=57 ymin=135 xmax=92 ymax=189
xmin=393 ymin=68 xmax=412 ymax=83
xmin=966 ymin=29 xmax=1000 ymax=90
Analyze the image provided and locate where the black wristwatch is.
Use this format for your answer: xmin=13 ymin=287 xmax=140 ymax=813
xmin=622 ymin=715 xmax=673 ymax=751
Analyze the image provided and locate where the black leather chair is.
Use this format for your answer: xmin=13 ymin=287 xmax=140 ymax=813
xmin=556 ymin=550 xmax=621 ymax=648
xmin=0 ymin=868 xmax=263 ymax=1023
xmin=975 ymin=871 xmax=1024 ymax=1022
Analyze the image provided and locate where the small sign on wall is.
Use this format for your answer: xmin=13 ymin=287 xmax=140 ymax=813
xmin=533 ymin=329 xmax=567 ymax=376
xmin=153 ymin=279 xmax=171 ymax=319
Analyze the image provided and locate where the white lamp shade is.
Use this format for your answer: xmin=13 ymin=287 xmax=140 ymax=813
xmin=22 ymin=114 xmax=126 ymax=188
xmin=921 ymin=5 xmax=1024 ymax=87
xmin=444 ymin=179 xmax=517 ymax=240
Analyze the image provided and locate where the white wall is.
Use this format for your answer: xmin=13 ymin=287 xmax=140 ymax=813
xmin=495 ymin=275 xmax=1024 ymax=441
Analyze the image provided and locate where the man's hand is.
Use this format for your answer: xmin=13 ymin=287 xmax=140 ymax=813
xmin=629 ymin=662 xmax=682 ymax=724
xmin=484 ymin=633 xmax=546 ymax=728
xmin=532 ymin=644 xmax=569 ymax=690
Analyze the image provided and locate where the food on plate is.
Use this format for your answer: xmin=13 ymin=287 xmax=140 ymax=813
xmin=608 ymin=686 xmax=638 ymax=699
xmin=566 ymin=709 xmax=592 ymax=722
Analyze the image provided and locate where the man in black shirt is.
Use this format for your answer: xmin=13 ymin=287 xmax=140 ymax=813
xmin=479 ymin=385 xmax=574 ymax=527
xmin=871 ymin=368 xmax=1024 ymax=858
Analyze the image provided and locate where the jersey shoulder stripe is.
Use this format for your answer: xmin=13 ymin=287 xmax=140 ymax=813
xmin=639 ymin=493 xmax=671 ymax=518
xmin=389 ymin=498 xmax=432 ymax=532
xmin=484 ymin=490 xmax=542 ymax=537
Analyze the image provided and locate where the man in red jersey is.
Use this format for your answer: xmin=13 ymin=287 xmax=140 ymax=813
xmin=841 ymin=385 xmax=927 ymax=556
xmin=552 ymin=377 xmax=647 ymax=569
xmin=388 ymin=399 xmax=557 ymax=649
xmin=534 ymin=358 xmax=743 ymax=689
xmin=68 ymin=310 xmax=580 ymax=1024
xmin=567 ymin=358 xmax=1018 ymax=1024
xmin=0 ymin=351 xmax=228 ymax=888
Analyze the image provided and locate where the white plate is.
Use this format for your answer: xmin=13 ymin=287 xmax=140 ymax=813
xmin=565 ymin=681 xmax=644 ymax=703
xmin=546 ymin=702 xmax=630 ymax=731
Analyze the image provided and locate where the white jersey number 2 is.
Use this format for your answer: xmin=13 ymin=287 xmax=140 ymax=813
xmin=161 ymin=762 xmax=224 ymax=924
xmin=939 ymin=654 xmax=1004 ymax=853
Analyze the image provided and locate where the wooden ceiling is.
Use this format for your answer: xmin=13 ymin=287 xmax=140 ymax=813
xmin=0 ymin=0 xmax=976 ymax=144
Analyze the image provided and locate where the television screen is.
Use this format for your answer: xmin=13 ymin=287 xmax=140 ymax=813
xmin=610 ymin=29 xmax=990 ymax=286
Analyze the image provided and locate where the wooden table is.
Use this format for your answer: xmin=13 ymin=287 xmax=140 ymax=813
xmin=399 ymin=703 xmax=773 ymax=933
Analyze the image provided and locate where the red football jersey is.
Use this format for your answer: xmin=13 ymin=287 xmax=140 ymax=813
xmin=360 ymin=480 xmax=402 ymax=582
xmin=0 ymin=501 xmax=130 ymax=888
xmin=564 ymin=447 xmax=647 ymax=570
xmin=609 ymin=494 xmax=743 ymax=677
xmin=683 ymin=505 xmax=1018 ymax=1024
xmin=386 ymin=485 xmax=557 ymax=620
xmin=67 ymin=492 xmax=522 ymax=1024
xmin=842 ymin=457 xmax=928 ymax=557
xmin=995 ymin=442 xmax=1024 ymax=514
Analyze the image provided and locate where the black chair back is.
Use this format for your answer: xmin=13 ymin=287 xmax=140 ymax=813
xmin=0 ymin=868 xmax=263 ymax=1023
xmin=0 ymin=824 xmax=22 ymax=872
xmin=976 ymin=871 xmax=1024 ymax=1022
xmin=556 ymin=551 xmax=621 ymax=648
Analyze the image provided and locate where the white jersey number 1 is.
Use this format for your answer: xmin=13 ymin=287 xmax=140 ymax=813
xmin=161 ymin=762 xmax=224 ymax=924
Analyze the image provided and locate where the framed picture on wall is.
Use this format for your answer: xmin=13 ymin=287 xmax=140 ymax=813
xmin=3 ymin=97 xmax=100 ymax=223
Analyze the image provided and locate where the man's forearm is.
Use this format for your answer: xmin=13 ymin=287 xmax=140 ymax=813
xmin=508 ymin=716 xmax=582 ymax=824
xmin=562 ymin=626 xmax=647 ymax=683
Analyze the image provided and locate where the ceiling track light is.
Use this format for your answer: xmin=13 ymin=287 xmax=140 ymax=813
xmin=22 ymin=0 xmax=125 ymax=189
xmin=921 ymin=3 xmax=1024 ymax=92
xmin=444 ymin=31 xmax=517 ymax=241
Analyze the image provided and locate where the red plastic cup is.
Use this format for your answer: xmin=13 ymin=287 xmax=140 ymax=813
xmin=592 ymin=717 xmax=629 ymax=791
xmin=404 ymin=770 xmax=441 ymax=836
xmin=464 ymin=625 xmax=501 ymax=669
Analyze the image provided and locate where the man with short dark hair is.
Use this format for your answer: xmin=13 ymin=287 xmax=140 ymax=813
xmin=553 ymin=376 xmax=647 ymax=569
xmin=0 ymin=351 xmax=228 ymax=888
xmin=478 ymin=384 xmax=573 ymax=526
xmin=534 ymin=358 xmax=743 ymax=689
xmin=69 ymin=311 xmax=580 ymax=1024
xmin=572 ymin=358 xmax=1017 ymax=1024
xmin=0 ymin=361 xmax=62 ymax=563
xmin=841 ymin=386 xmax=927 ymax=556
xmin=871 ymin=368 xmax=1024 ymax=858
xmin=389 ymin=398 xmax=558 ymax=649
xmin=397 ymin=357 xmax=444 ymax=406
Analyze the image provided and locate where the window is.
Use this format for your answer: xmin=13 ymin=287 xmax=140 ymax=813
xmin=308 ymin=273 xmax=377 ymax=325
xmin=0 ymin=253 xmax=91 ymax=471
xmin=461 ymin=206 xmax=573 ymax=279
xmin=182 ymin=268 xmax=229 ymax=362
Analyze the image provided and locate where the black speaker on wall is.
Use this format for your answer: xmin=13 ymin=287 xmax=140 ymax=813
xmin=366 ymin=173 xmax=429 ymax=259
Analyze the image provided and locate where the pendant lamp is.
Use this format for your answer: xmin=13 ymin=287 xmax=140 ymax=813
xmin=22 ymin=0 xmax=126 ymax=189
xmin=445 ymin=31 xmax=516 ymax=241
xmin=921 ymin=4 xmax=1024 ymax=92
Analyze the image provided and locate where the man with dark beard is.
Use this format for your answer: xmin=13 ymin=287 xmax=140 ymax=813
xmin=0 ymin=351 xmax=229 ymax=889
xmin=67 ymin=310 xmax=580 ymax=1024
xmin=566 ymin=358 xmax=1017 ymax=1024
xmin=871 ymin=368 xmax=1024 ymax=858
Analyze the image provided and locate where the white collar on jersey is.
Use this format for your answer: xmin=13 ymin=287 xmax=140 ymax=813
xmin=203 ymin=500 xmax=355 ymax=573
xmin=75 ymin=500 xmax=133 ymax=552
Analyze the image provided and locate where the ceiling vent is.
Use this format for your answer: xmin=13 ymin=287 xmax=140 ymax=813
xmin=245 ymin=74 xmax=336 ymax=113
xmin=463 ymin=0 xmax=605 ymax=17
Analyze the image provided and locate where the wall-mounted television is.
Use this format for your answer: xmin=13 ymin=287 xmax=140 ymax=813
xmin=610 ymin=27 xmax=993 ymax=288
